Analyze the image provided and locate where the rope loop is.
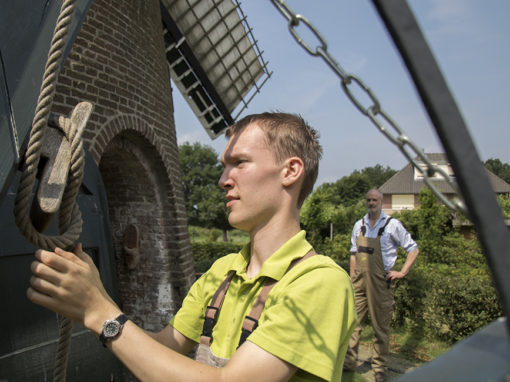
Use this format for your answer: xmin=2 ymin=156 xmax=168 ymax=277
xmin=14 ymin=102 xmax=92 ymax=249
xmin=11 ymin=1 xmax=88 ymax=381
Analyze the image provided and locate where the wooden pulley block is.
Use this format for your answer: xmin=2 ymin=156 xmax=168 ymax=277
xmin=30 ymin=125 xmax=71 ymax=232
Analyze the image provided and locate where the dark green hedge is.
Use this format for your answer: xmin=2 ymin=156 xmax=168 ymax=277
xmin=191 ymin=242 xmax=243 ymax=273
xmin=393 ymin=262 xmax=502 ymax=343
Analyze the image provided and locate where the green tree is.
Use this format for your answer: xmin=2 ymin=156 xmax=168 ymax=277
xmin=484 ymin=158 xmax=510 ymax=184
xmin=416 ymin=188 xmax=453 ymax=263
xmin=417 ymin=188 xmax=451 ymax=240
xmin=300 ymin=184 xmax=338 ymax=242
xmin=497 ymin=194 xmax=510 ymax=219
xmin=391 ymin=209 xmax=420 ymax=240
xmin=330 ymin=200 xmax=366 ymax=236
xmin=301 ymin=164 xmax=396 ymax=242
xmin=332 ymin=164 xmax=396 ymax=206
xmin=178 ymin=142 xmax=231 ymax=240
xmin=359 ymin=164 xmax=397 ymax=189
xmin=334 ymin=172 xmax=371 ymax=205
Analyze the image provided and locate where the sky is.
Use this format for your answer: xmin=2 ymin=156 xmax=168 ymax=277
xmin=174 ymin=0 xmax=510 ymax=186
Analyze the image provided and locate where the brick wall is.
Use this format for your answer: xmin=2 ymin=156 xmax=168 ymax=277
xmin=382 ymin=193 xmax=392 ymax=209
xmin=52 ymin=0 xmax=195 ymax=331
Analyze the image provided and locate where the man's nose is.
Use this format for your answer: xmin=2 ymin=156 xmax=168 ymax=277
xmin=218 ymin=168 xmax=232 ymax=189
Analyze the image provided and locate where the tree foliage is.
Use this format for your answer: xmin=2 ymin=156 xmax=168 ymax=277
xmin=484 ymin=158 xmax=510 ymax=184
xmin=417 ymin=188 xmax=452 ymax=240
xmin=497 ymin=194 xmax=510 ymax=219
xmin=178 ymin=142 xmax=230 ymax=234
xmin=483 ymin=158 xmax=510 ymax=218
xmin=300 ymin=164 xmax=396 ymax=240
xmin=416 ymin=188 xmax=454 ymax=263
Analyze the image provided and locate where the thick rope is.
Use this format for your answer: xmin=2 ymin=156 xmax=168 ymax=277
xmin=13 ymin=1 xmax=80 ymax=381
xmin=14 ymin=0 xmax=81 ymax=249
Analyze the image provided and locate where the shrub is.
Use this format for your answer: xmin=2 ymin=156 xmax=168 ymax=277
xmin=188 ymin=226 xmax=221 ymax=243
xmin=314 ymin=234 xmax=352 ymax=271
xmin=431 ymin=233 xmax=486 ymax=267
xmin=413 ymin=232 xmax=488 ymax=270
xmin=391 ymin=209 xmax=420 ymax=240
xmin=497 ymin=194 xmax=510 ymax=218
xmin=417 ymin=188 xmax=453 ymax=242
xmin=392 ymin=259 xmax=428 ymax=331
xmin=191 ymin=242 xmax=243 ymax=273
xmin=188 ymin=225 xmax=249 ymax=243
xmin=421 ymin=264 xmax=502 ymax=343
xmin=393 ymin=262 xmax=502 ymax=344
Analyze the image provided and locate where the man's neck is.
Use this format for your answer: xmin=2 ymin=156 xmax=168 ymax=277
xmin=245 ymin=215 xmax=301 ymax=278
xmin=368 ymin=211 xmax=381 ymax=227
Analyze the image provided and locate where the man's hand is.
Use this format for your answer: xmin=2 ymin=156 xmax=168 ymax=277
xmin=27 ymin=243 xmax=120 ymax=334
xmin=386 ymin=248 xmax=419 ymax=282
xmin=27 ymin=245 xmax=299 ymax=382
xmin=385 ymin=270 xmax=405 ymax=281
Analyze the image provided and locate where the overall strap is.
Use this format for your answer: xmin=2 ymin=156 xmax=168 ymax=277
xmin=377 ymin=216 xmax=393 ymax=237
xmin=360 ymin=219 xmax=367 ymax=236
xmin=238 ymin=250 xmax=316 ymax=348
xmin=200 ymin=272 xmax=235 ymax=346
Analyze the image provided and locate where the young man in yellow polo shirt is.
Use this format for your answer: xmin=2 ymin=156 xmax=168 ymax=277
xmin=28 ymin=112 xmax=356 ymax=381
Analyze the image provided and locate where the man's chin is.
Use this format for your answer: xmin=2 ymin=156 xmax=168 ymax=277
xmin=228 ymin=217 xmax=250 ymax=232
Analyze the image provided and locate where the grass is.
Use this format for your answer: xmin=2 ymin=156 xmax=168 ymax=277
xmin=342 ymin=324 xmax=450 ymax=381
xmin=341 ymin=372 xmax=368 ymax=382
xmin=359 ymin=323 xmax=450 ymax=364
xmin=388 ymin=326 xmax=450 ymax=363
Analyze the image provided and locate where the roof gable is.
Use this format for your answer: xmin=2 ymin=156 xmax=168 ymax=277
xmin=379 ymin=153 xmax=510 ymax=195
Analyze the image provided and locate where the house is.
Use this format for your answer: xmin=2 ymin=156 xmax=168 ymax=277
xmin=379 ymin=153 xmax=510 ymax=214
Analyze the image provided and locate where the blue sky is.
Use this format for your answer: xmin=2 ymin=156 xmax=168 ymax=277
xmin=174 ymin=0 xmax=510 ymax=186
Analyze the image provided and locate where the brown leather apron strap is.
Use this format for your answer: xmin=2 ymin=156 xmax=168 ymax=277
xmin=199 ymin=250 xmax=317 ymax=348
xmin=239 ymin=280 xmax=276 ymax=334
xmin=237 ymin=250 xmax=316 ymax=347
xmin=200 ymin=272 xmax=235 ymax=346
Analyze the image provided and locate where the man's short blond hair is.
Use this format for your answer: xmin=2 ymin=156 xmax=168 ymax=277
xmin=226 ymin=112 xmax=322 ymax=207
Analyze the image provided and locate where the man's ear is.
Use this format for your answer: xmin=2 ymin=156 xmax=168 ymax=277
xmin=281 ymin=157 xmax=304 ymax=187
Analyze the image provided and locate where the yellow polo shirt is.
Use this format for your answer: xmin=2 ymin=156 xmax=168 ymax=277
xmin=170 ymin=231 xmax=356 ymax=381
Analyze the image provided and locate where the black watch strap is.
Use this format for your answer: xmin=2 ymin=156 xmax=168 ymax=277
xmin=116 ymin=314 xmax=128 ymax=326
xmin=99 ymin=314 xmax=128 ymax=347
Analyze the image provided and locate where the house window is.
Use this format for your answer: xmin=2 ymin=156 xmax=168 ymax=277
xmin=414 ymin=164 xmax=454 ymax=180
xmin=392 ymin=194 xmax=415 ymax=210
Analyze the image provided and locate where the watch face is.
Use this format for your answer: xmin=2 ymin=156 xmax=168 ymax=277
xmin=103 ymin=320 xmax=120 ymax=338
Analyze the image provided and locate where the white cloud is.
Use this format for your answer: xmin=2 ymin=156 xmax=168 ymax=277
xmin=427 ymin=0 xmax=467 ymax=21
xmin=420 ymin=0 xmax=473 ymax=37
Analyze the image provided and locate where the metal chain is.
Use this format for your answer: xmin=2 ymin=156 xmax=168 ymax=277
xmin=270 ymin=0 xmax=466 ymax=214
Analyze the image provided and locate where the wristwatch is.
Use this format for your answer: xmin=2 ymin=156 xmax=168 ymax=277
xmin=99 ymin=314 xmax=128 ymax=347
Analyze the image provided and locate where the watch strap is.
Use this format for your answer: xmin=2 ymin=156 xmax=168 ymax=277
xmin=116 ymin=314 xmax=129 ymax=325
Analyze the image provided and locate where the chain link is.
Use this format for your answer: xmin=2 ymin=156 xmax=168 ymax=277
xmin=270 ymin=0 xmax=466 ymax=214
